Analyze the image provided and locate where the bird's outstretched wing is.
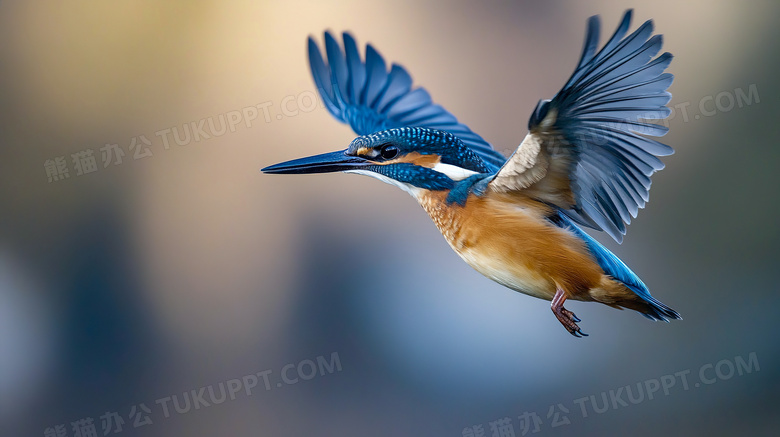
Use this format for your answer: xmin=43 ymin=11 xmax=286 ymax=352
xmin=488 ymin=10 xmax=674 ymax=243
xmin=308 ymin=32 xmax=508 ymax=171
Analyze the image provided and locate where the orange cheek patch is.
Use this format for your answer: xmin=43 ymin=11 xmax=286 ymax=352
xmin=391 ymin=152 xmax=441 ymax=167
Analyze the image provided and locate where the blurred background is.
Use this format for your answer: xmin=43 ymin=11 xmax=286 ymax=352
xmin=1 ymin=1 xmax=778 ymax=436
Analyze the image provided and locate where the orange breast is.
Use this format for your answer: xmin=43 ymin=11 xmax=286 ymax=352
xmin=416 ymin=190 xmax=604 ymax=301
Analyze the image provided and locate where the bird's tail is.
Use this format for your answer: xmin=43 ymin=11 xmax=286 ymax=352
xmin=554 ymin=213 xmax=681 ymax=321
xmin=592 ymin=277 xmax=681 ymax=321
xmin=625 ymin=283 xmax=681 ymax=321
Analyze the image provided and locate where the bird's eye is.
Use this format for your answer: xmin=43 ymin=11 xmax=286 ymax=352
xmin=380 ymin=145 xmax=399 ymax=160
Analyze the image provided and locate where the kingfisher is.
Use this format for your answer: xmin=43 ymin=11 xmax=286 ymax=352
xmin=262 ymin=10 xmax=681 ymax=337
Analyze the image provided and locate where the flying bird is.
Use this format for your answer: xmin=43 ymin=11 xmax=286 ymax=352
xmin=262 ymin=10 xmax=681 ymax=336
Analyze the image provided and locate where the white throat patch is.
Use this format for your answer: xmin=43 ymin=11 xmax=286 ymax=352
xmin=344 ymin=169 xmax=423 ymax=199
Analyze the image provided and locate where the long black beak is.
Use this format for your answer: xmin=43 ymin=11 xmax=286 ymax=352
xmin=261 ymin=150 xmax=370 ymax=174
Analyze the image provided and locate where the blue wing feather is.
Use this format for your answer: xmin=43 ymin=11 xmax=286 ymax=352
xmin=531 ymin=9 xmax=675 ymax=243
xmin=375 ymin=65 xmax=412 ymax=112
xmin=308 ymin=32 xmax=507 ymax=171
xmin=342 ymin=33 xmax=365 ymax=103
xmin=363 ymin=45 xmax=387 ymax=107
xmin=324 ymin=33 xmax=348 ymax=103
xmin=307 ymin=38 xmax=338 ymax=117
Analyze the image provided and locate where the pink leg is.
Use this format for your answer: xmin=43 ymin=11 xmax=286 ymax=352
xmin=551 ymin=287 xmax=588 ymax=337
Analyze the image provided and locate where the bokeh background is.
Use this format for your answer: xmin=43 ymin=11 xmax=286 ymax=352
xmin=1 ymin=1 xmax=779 ymax=436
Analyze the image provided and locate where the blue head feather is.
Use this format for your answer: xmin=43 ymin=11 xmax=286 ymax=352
xmin=349 ymin=127 xmax=495 ymax=175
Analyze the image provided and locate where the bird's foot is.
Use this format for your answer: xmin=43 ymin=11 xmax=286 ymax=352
xmin=553 ymin=306 xmax=587 ymax=337
xmin=552 ymin=287 xmax=588 ymax=337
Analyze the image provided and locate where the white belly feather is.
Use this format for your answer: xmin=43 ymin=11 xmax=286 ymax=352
xmin=454 ymin=245 xmax=556 ymax=301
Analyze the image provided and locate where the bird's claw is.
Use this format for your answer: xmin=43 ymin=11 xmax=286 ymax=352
xmin=551 ymin=287 xmax=588 ymax=337
xmin=555 ymin=307 xmax=588 ymax=337
xmin=571 ymin=328 xmax=588 ymax=338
